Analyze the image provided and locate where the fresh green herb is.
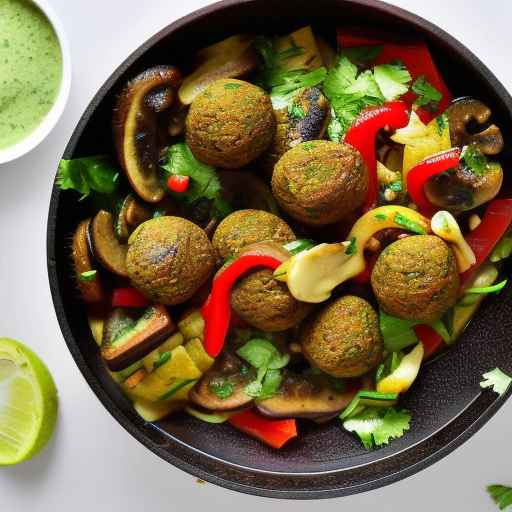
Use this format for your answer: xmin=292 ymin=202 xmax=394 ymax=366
xmin=487 ymin=484 xmax=512 ymax=510
xmin=466 ymin=279 xmax=508 ymax=295
xmin=288 ymin=103 xmax=306 ymax=120
xmin=388 ymin=181 xmax=403 ymax=192
xmin=412 ymin=75 xmax=442 ymax=110
xmin=185 ymin=406 xmax=232 ymax=424
xmin=375 ymin=213 xmax=388 ymax=221
xmin=161 ymin=143 xmax=229 ymax=218
xmin=159 ymin=379 xmax=198 ymax=401
xmin=208 ymin=378 xmax=235 ymax=400
xmin=340 ymin=45 xmax=383 ymax=67
xmin=57 ymin=156 xmax=119 ymax=200
xmin=153 ymin=351 xmax=171 ymax=370
xmin=237 ymin=339 xmax=289 ymax=400
xmin=394 ymin=212 xmax=426 ymax=234
xmin=79 ymin=270 xmax=97 ymax=282
xmin=342 ymin=407 xmax=411 ymax=449
xmin=481 ymin=368 xmax=512 ymax=396
xmin=436 ymin=113 xmax=449 ymax=135
xmin=373 ymin=63 xmax=412 ymax=101
xmin=461 ymin=144 xmax=490 ymax=175
xmin=323 ymin=56 xmax=360 ymax=98
xmin=239 ymin=365 xmax=250 ymax=376
xmin=345 ymin=237 xmax=357 ymax=255
xmin=270 ymin=67 xmax=327 ymax=109
xmin=490 ymin=235 xmax=512 ymax=262
xmin=224 ymin=83 xmax=241 ymax=90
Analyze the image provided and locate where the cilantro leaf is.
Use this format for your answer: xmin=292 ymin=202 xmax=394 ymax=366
xmin=57 ymin=156 xmax=119 ymax=199
xmin=488 ymin=484 xmax=512 ymax=510
xmin=270 ymin=67 xmax=327 ymax=109
xmin=323 ymin=56 xmax=358 ymax=98
xmin=343 ymin=407 xmax=411 ymax=449
xmin=481 ymin=368 xmax=512 ymax=396
xmin=345 ymin=69 xmax=383 ymax=99
xmin=209 ymin=378 xmax=234 ymax=399
xmin=412 ymin=75 xmax=442 ymax=110
xmin=373 ymin=62 xmax=412 ymax=101
xmin=258 ymin=369 xmax=283 ymax=400
xmin=461 ymin=144 xmax=490 ymax=176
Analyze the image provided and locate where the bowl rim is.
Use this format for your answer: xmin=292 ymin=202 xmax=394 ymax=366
xmin=47 ymin=0 xmax=512 ymax=499
xmin=0 ymin=0 xmax=72 ymax=165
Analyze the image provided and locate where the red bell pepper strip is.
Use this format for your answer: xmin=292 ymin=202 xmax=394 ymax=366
xmin=228 ymin=409 xmax=297 ymax=449
xmin=407 ymin=147 xmax=461 ymax=215
xmin=345 ymin=101 xmax=409 ymax=211
xmin=461 ymin=199 xmax=512 ymax=286
xmin=337 ymin=28 xmax=452 ymax=121
xmin=112 ymin=287 xmax=149 ymax=308
xmin=414 ymin=324 xmax=444 ymax=360
xmin=167 ymin=175 xmax=190 ymax=193
xmin=202 ymin=254 xmax=283 ymax=357
xmin=352 ymin=251 xmax=378 ymax=284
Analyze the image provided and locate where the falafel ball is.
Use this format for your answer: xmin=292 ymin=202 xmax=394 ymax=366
xmin=126 ymin=216 xmax=215 ymax=305
xmin=300 ymin=295 xmax=383 ymax=378
xmin=186 ymin=79 xmax=275 ymax=169
xmin=371 ymin=235 xmax=459 ymax=323
xmin=231 ymin=242 xmax=312 ymax=332
xmin=212 ymin=209 xmax=295 ymax=260
xmin=272 ymin=140 xmax=368 ymax=225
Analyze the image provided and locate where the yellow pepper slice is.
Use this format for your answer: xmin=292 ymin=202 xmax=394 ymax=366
xmin=377 ymin=343 xmax=424 ymax=394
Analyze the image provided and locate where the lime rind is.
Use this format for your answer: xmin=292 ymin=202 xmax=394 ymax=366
xmin=0 ymin=338 xmax=58 ymax=466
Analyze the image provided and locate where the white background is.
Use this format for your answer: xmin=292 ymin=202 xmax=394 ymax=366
xmin=1 ymin=0 xmax=511 ymax=510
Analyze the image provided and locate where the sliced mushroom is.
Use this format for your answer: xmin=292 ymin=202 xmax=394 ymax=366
xmin=218 ymin=171 xmax=279 ymax=214
xmin=262 ymin=87 xmax=329 ymax=175
xmin=189 ymin=352 xmax=255 ymax=411
xmin=90 ymin=210 xmax=128 ymax=277
xmin=101 ymin=305 xmax=175 ymax=371
xmin=256 ymin=373 xmax=357 ymax=419
xmin=445 ymin=97 xmax=504 ymax=155
xmin=113 ymin=65 xmax=183 ymax=203
xmin=115 ymin=194 xmax=153 ymax=241
xmin=425 ymin=161 xmax=503 ymax=213
xmin=71 ymin=219 xmax=104 ymax=303
xmin=178 ymin=35 xmax=257 ymax=106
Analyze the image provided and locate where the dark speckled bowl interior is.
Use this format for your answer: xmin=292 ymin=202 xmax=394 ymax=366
xmin=47 ymin=0 xmax=512 ymax=499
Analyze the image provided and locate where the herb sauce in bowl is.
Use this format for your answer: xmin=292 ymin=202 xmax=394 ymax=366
xmin=0 ymin=0 xmax=63 ymax=151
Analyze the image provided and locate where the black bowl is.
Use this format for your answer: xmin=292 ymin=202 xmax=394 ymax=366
xmin=47 ymin=0 xmax=512 ymax=499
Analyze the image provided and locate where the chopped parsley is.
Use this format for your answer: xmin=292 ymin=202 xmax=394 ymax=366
xmin=436 ymin=113 xmax=449 ymax=135
xmin=480 ymin=368 xmax=512 ymax=396
xmin=342 ymin=406 xmax=411 ymax=449
xmin=394 ymin=212 xmax=426 ymax=234
xmin=288 ymin=103 xmax=306 ymax=120
xmin=345 ymin=237 xmax=357 ymax=255
xmin=209 ymin=378 xmax=235 ymax=399
xmin=224 ymin=82 xmax=241 ymax=90
xmin=487 ymin=484 xmax=512 ymax=510
xmin=375 ymin=213 xmax=387 ymax=221
xmin=461 ymin=144 xmax=490 ymax=175
xmin=412 ymin=75 xmax=442 ymax=110
xmin=373 ymin=62 xmax=412 ymax=101
xmin=79 ymin=270 xmax=97 ymax=282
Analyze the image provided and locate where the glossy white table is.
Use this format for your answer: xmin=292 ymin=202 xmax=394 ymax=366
xmin=1 ymin=1 xmax=510 ymax=509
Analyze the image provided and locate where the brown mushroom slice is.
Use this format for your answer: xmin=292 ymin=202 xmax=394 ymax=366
xmin=101 ymin=305 xmax=175 ymax=371
xmin=113 ymin=65 xmax=183 ymax=203
xmin=90 ymin=210 xmax=128 ymax=277
xmin=218 ymin=171 xmax=279 ymax=214
xmin=256 ymin=373 xmax=357 ymax=419
xmin=189 ymin=352 xmax=255 ymax=411
xmin=424 ymin=162 xmax=503 ymax=213
xmin=445 ymin=98 xmax=504 ymax=155
xmin=71 ymin=219 xmax=104 ymax=303
xmin=116 ymin=194 xmax=153 ymax=241
xmin=178 ymin=35 xmax=257 ymax=106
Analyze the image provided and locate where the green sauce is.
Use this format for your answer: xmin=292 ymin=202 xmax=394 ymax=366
xmin=0 ymin=0 xmax=62 ymax=150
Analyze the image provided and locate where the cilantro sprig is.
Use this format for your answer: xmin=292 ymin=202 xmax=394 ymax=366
xmin=412 ymin=75 xmax=442 ymax=111
xmin=488 ymin=484 xmax=512 ymax=510
xmin=480 ymin=368 xmax=512 ymax=396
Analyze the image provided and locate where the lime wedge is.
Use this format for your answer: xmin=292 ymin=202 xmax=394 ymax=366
xmin=0 ymin=338 xmax=58 ymax=466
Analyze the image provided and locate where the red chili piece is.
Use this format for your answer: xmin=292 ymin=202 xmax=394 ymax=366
xmin=112 ymin=287 xmax=149 ymax=308
xmin=202 ymin=254 xmax=283 ymax=357
xmin=345 ymin=101 xmax=409 ymax=211
xmin=406 ymin=147 xmax=461 ymax=215
xmin=228 ymin=409 xmax=297 ymax=449
xmin=167 ymin=175 xmax=190 ymax=193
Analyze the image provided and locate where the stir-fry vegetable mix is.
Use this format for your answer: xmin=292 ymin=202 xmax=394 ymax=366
xmin=59 ymin=25 xmax=511 ymax=451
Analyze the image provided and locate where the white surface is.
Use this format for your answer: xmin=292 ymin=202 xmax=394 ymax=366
xmin=0 ymin=0 xmax=511 ymax=510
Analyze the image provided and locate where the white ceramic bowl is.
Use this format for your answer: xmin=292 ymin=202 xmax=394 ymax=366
xmin=0 ymin=0 xmax=71 ymax=164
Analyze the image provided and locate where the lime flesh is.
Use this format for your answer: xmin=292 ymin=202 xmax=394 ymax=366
xmin=0 ymin=338 xmax=58 ymax=466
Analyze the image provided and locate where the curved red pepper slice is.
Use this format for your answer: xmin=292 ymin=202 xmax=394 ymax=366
xmin=406 ymin=147 xmax=461 ymax=215
xmin=345 ymin=101 xmax=410 ymax=211
xmin=202 ymin=254 xmax=282 ymax=357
